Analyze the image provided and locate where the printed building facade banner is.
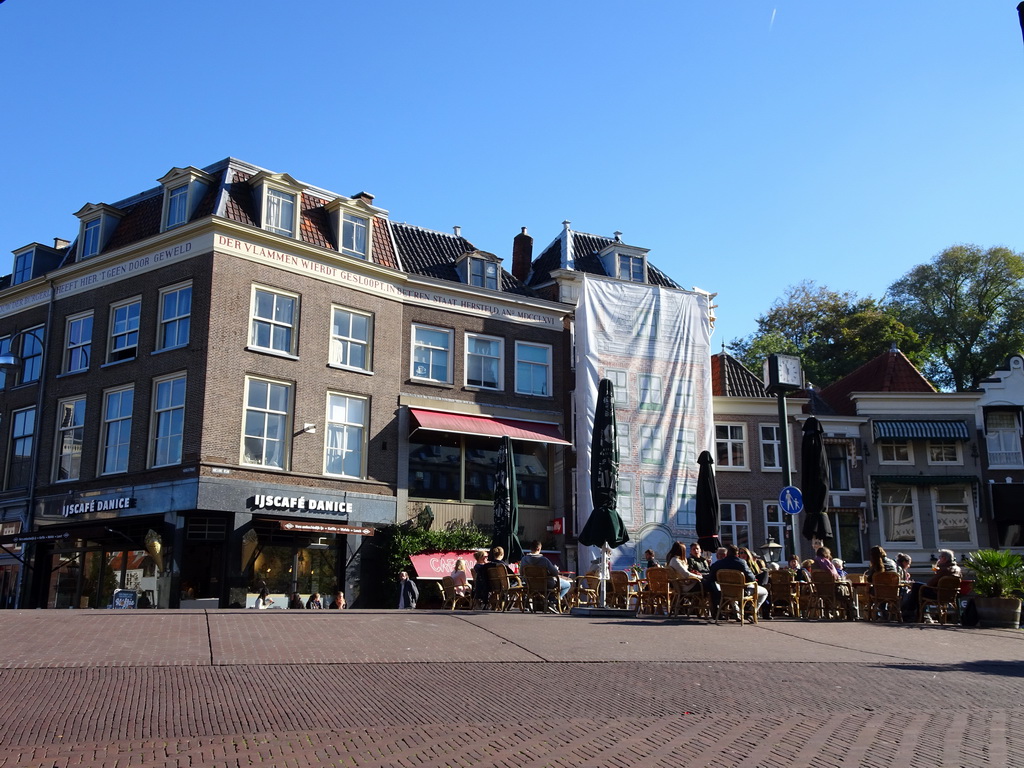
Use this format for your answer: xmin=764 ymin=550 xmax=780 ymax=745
xmin=575 ymin=276 xmax=714 ymax=565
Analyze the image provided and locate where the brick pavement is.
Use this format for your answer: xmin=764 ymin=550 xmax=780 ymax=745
xmin=0 ymin=610 xmax=1019 ymax=767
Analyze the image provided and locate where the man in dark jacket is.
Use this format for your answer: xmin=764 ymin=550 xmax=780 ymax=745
xmin=708 ymin=545 xmax=767 ymax=614
xmin=397 ymin=571 xmax=419 ymax=609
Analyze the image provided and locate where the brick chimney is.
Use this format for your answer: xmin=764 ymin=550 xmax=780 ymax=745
xmin=512 ymin=226 xmax=533 ymax=282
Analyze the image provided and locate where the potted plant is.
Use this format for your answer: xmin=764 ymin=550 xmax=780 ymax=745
xmin=963 ymin=549 xmax=1024 ymax=629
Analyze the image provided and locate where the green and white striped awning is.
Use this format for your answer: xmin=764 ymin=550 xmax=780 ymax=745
xmin=872 ymin=420 xmax=970 ymax=441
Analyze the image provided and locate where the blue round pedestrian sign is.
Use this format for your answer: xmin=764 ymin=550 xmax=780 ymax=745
xmin=779 ymin=486 xmax=803 ymax=515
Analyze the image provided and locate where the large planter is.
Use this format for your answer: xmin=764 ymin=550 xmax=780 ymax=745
xmin=974 ymin=596 xmax=1022 ymax=629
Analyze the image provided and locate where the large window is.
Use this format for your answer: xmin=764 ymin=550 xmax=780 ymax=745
xmin=617 ymin=476 xmax=634 ymax=525
xmin=151 ymin=374 xmax=186 ymax=467
xmin=639 ymin=425 xmax=663 ymax=464
xmin=411 ymin=325 xmax=452 ymax=383
xmin=606 ymin=368 xmax=628 ymax=406
xmin=12 ymin=251 xmax=32 ymax=285
xmin=719 ymin=502 xmax=750 ymax=548
xmin=54 ymin=397 xmax=86 ymax=481
xmin=638 ymin=374 xmax=662 ymax=411
xmin=82 ymin=218 xmax=101 ymax=258
xmin=985 ymin=411 xmax=1023 ymax=467
xmin=64 ymin=313 xmax=93 ymax=373
xmin=715 ymin=423 xmax=746 ymax=469
xmin=325 ymin=393 xmax=366 ymax=478
xmin=158 ymin=283 xmax=191 ymax=350
xmin=760 ymin=424 xmax=781 ymax=470
xmin=101 ymin=387 xmax=133 ymax=475
xmin=617 ymin=425 xmax=631 ymax=463
xmin=764 ymin=503 xmax=787 ymax=555
xmin=331 ymin=307 xmax=372 ymax=371
xmin=0 ymin=336 xmax=9 ymax=389
xmin=927 ymin=440 xmax=961 ymax=465
xmin=515 ymin=341 xmax=551 ymax=396
xmin=618 ymin=254 xmax=644 ymax=282
xmin=19 ymin=326 xmax=44 ymax=384
xmin=409 ymin=434 xmax=550 ymax=506
xmin=827 ymin=443 xmax=850 ymax=490
xmin=465 ymin=334 xmax=502 ymax=390
xmin=675 ymin=428 xmax=696 ymax=465
xmin=166 ymin=185 xmax=188 ymax=228
xmin=829 ymin=510 xmax=865 ymax=565
xmin=264 ymin=188 xmax=296 ymax=237
xmin=469 ymin=258 xmax=498 ymax=290
xmin=251 ymin=288 xmax=298 ymax=355
xmin=242 ymin=377 xmax=291 ymax=469
xmin=933 ymin=486 xmax=975 ymax=545
xmin=642 ymin=478 xmax=667 ymax=523
xmin=879 ymin=439 xmax=912 ymax=464
xmin=108 ymin=299 xmax=141 ymax=363
xmin=341 ymin=213 xmax=368 ymax=259
xmin=6 ymin=407 xmax=35 ymax=489
xmin=880 ymin=485 xmax=919 ymax=545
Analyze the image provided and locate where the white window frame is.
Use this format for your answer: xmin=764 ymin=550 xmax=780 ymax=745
xmin=341 ymin=212 xmax=369 ymax=259
xmin=639 ymin=425 xmax=664 ymax=464
xmin=606 ymin=368 xmax=628 ymax=406
xmin=100 ymin=386 xmax=133 ymax=476
xmin=158 ymin=282 xmax=192 ymax=351
xmin=264 ymin=187 xmax=298 ymax=237
xmin=330 ymin=306 xmax=373 ymax=372
xmin=931 ymin=485 xmax=977 ymax=548
xmin=411 ymin=324 xmax=453 ymax=384
xmin=641 ymin=478 xmax=667 ymax=524
xmin=618 ymin=253 xmax=645 ymax=282
xmin=675 ymin=428 xmax=696 ymax=465
xmin=672 ymin=379 xmax=693 ymax=409
xmin=926 ymin=439 xmax=962 ymax=465
xmin=250 ymin=286 xmax=299 ymax=356
xmin=715 ymin=423 xmax=747 ymax=470
xmin=764 ymin=503 xmax=786 ymax=551
xmin=675 ymin=486 xmax=696 ymax=528
xmin=12 ymin=251 xmax=32 ymax=285
xmin=985 ymin=411 xmax=1024 ymax=467
xmin=6 ymin=406 xmax=35 ymax=490
xmin=878 ymin=439 xmax=913 ymax=465
xmin=107 ymin=298 xmax=141 ymax=364
xmin=469 ymin=257 xmax=499 ymax=290
xmin=616 ymin=475 xmax=634 ymax=525
xmin=241 ymin=377 xmax=292 ymax=470
xmin=64 ymin=312 xmax=93 ymax=374
xmin=719 ymin=501 xmax=750 ymax=548
xmin=464 ymin=333 xmax=503 ymax=390
xmin=150 ymin=373 xmax=186 ymax=468
xmin=82 ymin=218 xmax=101 ymax=259
xmin=54 ymin=396 xmax=86 ymax=482
xmin=324 ymin=392 xmax=368 ymax=478
xmin=617 ymin=425 xmax=631 ymax=463
xmin=638 ymin=374 xmax=663 ymax=411
xmin=514 ymin=341 xmax=552 ymax=397
xmin=879 ymin=484 xmax=921 ymax=548
xmin=166 ymin=184 xmax=189 ymax=229
xmin=759 ymin=424 xmax=781 ymax=471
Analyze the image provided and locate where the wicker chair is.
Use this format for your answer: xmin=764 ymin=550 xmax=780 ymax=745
xmin=866 ymin=571 xmax=902 ymax=622
xmin=487 ymin=566 xmax=525 ymax=612
xmin=918 ymin=575 xmax=962 ymax=625
xmin=572 ymin=572 xmax=600 ymax=608
xmin=808 ymin=570 xmax=852 ymax=620
xmin=714 ymin=569 xmax=758 ymax=625
xmin=609 ymin=570 xmax=641 ymax=610
xmin=636 ymin=567 xmax=675 ymax=616
xmin=672 ymin=578 xmax=710 ymax=618
xmin=767 ymin=569 xmax=800 ymax=619
xmin=440 ymin=576 xmax=473 ymax=610
xmin=521 ymin=565 xmax=564 ymax=613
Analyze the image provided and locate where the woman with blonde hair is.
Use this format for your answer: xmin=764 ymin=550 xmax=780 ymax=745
xmin=450 ymin=557 xmax=470 ymax=596
xmin=865 ymin=545 xmax=897 ymax=583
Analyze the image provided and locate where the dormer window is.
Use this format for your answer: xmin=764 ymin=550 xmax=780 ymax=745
xmin=598 ymin=237 xmax=650 ymax=285
xmin=10 ymin=243 xmax=63 ymax=286
xmin=249 ymin=172 xmax=303 ymax=240
xmin=12 ymin=250 xmax=33 ymax=285
xmin=158 ymin=166 xmax=214 ymax=232
xmin=470 ymin=258 xmax=498 ymax=290
xmin=74 ymin=203 xmax=125 ymax=262
xmin=341 ymin=213 xmax=368 ymax=259
xmin=619 ymin=253 xmax=645 ymax=283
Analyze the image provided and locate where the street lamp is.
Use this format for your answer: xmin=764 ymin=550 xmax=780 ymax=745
xmin=759 ymin=536 xmax=783 ymax=564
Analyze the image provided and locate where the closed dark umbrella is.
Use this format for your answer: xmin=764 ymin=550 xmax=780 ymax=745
xmin=800 ymin=416 xmax=833 ymax=541
xmin=492 ymin=435 xmax=523 ymax=563
xmin=694 ymin=450 xmax=721 ymax=552
xmin=579 ymin=379 xmax=630 ymax=551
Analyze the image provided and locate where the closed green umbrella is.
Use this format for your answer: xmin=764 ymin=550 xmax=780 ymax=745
xmin=800 ymin=416 xmax=833 ymax=542
xmin=492 ymin=435 xmax=523 ymax=563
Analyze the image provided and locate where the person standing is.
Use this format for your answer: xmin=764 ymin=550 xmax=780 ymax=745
xmin=397 ymin=571 xmax=419 ymax=609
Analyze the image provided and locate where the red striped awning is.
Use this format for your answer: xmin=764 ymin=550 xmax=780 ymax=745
xmin=410 ymin=408 xmax=571 ymax=445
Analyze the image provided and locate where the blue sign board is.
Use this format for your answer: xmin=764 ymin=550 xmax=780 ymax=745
xmin=111 ymin=589 xmax=138 ymax=609
xmin=779 ymin=486 xmax=803 ymax=515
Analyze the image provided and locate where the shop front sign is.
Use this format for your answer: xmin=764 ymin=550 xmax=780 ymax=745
xmin=251 ymin=493 xmax=352 ymax=516
xmin=278 ymin=520 xmax=374 ymax=536
xmin=61 ymin=496 xmax=136 ymax=518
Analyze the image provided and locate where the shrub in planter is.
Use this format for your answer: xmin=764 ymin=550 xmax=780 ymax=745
xmin=963 ymin=549 xmax=1024 ymax=629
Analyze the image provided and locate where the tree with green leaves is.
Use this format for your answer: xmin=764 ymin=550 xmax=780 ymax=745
xmin=730 ymin=281 xmax=926 ymax=387
xmin=886 ymin=244 xmax=1024 ymax=392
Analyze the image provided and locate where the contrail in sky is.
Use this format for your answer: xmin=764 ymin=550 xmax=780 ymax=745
xmin=769 ymin=8 xmax=777 ymax=32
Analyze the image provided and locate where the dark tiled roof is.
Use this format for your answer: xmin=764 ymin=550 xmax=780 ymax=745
xmin=818 ymin=347 xmax=936 ymax=416
xmin=527 ymin=230 xmax=680 ymax=289
xmin=224 ymin=170 xmax=258 ymax=227
xmin=391 ymin=222 xmax=535 ymax=296
xmin=712 ymin=352 xmax=771 ymax=398
xmin=373 ymin=218 xmax=398 ymax=270
xmin=299 ymin=193 xmax=333 ymax=250
xmin=105 ymin=194 xmax=161 ymax=251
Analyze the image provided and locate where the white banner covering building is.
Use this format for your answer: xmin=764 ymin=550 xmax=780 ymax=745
xmin=575 ymin=275 xmax=714 ymax=568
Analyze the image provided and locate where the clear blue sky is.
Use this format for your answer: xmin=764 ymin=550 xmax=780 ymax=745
xmin=2 ymin=2 xmax=1022 ymax=346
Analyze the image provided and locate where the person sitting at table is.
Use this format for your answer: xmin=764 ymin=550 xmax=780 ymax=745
xmin=450 ymin=558 xmax=470 ymax=597
xmin=832 ymin=558 xmax=847 ymax=579
xmin=902 ymin=548 xmax=961 ymax=623
xmin=472 ymin=550 xmax=491 ymax=607
xmin=687 ymin=543 xmax=710 ymax=576
xmin=643 ymin=549 xmax=660 ymax=569
xmin=709 ymin=545 xmax=767 ymax=617
xmin=812 ymin=546 xmax=839 ymax=577
xmin=520 ymin=540 xmax=572 ymax=606
xmin=738 ymin=547 xmax=769 ymax=588
xmin=895 ymin=553 xmax=913 ymax=600
xmin=665 ymin=541 xmax=703 ymax=592
xmin=865 ymin=545 xmax=897 ymax=583
xmin=796 ymin=559 xmax=814 ymax=583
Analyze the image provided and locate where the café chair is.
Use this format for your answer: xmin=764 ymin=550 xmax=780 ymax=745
xmin=636 ymin=567 xmax=674 ymax=616
xmin=487 ymin=566 xmax=525 ymax=612
xmin=809 ymin=570 xmax=852 ymax=620
xmin=672 ymin=578 xmax=709 ymax=619
xmin=767 ymin=569 xmax=800 ymax=619
xmin=521 ymin=565 xmax=563 ymax=613
xmin=572 ymin=572 xmax=600 ymax=608
xmin=609 ymin=570 xmax=640 ymax=610
xmin=866 ymin=571 xmax=902 ymax=622
xmin=714 ymin=569 xmax=757 ymax=625
xmin=918 ymin=575 xmax=962 ymax=625
xmin=440 ymin=576 xmax=473 ymax=611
